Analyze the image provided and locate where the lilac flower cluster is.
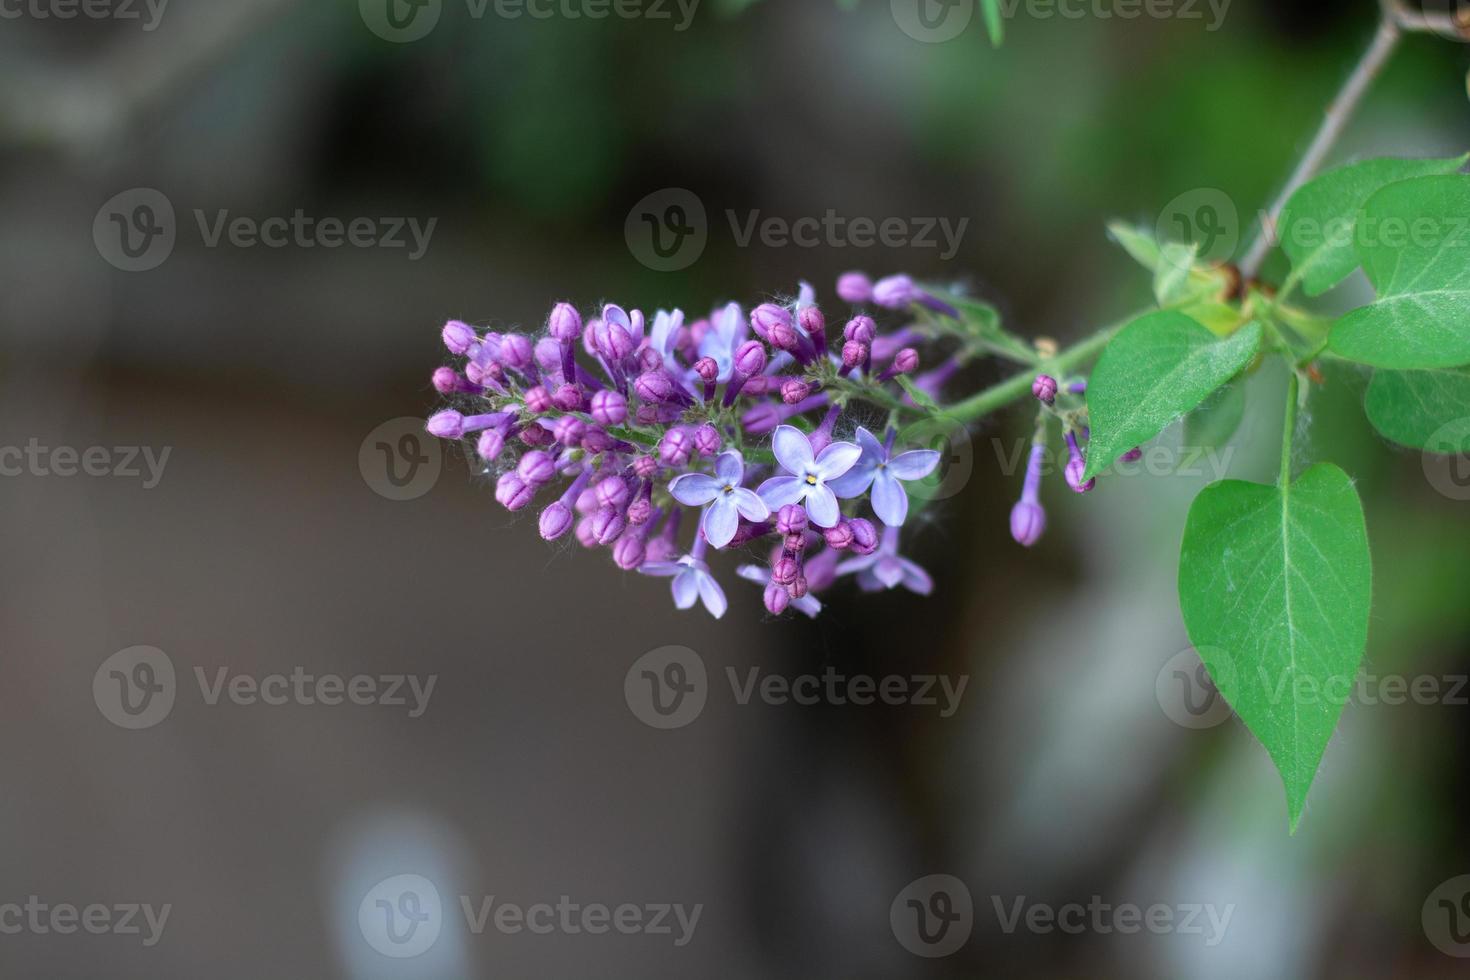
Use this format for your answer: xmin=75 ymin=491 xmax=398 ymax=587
xmin=425 ymin=274 xmax=950 ymax=619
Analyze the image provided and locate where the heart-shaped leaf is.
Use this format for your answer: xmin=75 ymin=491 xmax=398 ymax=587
xmin=1280 ymin=155 xmax=1467 ymax=296
xmin=1083 ymin=312 xmax=1262 ymax=480
xmin=1330 ymin=175 xmax=1470 ymax=369
xmin=1178 ymin=464 xmax=1372 ymax=832
xmin=1364 ymin=368 xmax=1470 ymax=453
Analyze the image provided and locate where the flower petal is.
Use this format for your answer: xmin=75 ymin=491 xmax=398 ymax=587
xmin=899 ymin=558 xmax=934 ymax=595
xmin=757 ymin=476 xmax=806 ymax=510
xmin=834 ymin=554 xmax=878 ymax=577
xmin=638 ymin=562 xmax=683 ymax=578
xmin=826 ymin=460 xmax=876 ymax=499
xmin=714 ymin=451 xmax=744 ymax=486
xmin=870 ymin=469 xmax=910 ymax=527
xmin=793 ymin=594 xmax=823 ymax=618
xmin=668 ymin=473 xmax=722 ymax=507
xmin=854 ymin=426 xmax=886 ymax=460
xmin=804 ymin=484 xmax=841 ymax=528
xmin=735 ymin=564 xmax=768 ymax=585
xmin=703 ymin=496 xmax=740 ymax=549
xmin=887 ymin=448 xmax=942 ymax=481
xmin=873 ymin=556 xmax=906 ymax=589
xmin=696 ymin=572 xmax=727 ymax=619
xmin=770 ymin=425 xmax=814 ymax=474
xmin=602 ymin=304 xmax=631 ymax=331
xmin=731 ymin=487 xmax=770 ymax=523
xmin=671 ymin=570 xmax=701 ymax=609
xmin=814 ymin=441 xmax=862 ymax=480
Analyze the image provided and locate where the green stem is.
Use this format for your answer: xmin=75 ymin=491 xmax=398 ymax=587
xmin=941 ymin=315 xmax=1132 ymax=424
xmin=1279 ymin=368 xmax=1300 ymax=487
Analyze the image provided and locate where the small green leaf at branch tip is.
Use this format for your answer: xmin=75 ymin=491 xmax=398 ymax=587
xmin=896 ymin=375 xmax=939 ymax=412
xmin=1178 ymin=464 xmax=1372 ymax=834
xmin=1082 ymin=313 xmax=1263 ymax=481
xmin=1329 ymin=174 xmax=1470 ymax=368
xmin=1107 ymin=221 xmax=1163 ymax=273
xmin=1364 ymin=368 xmax=1470 ymax=453
xmin=982 ymin=0 xmax=1003 ymax=46
xmin=1154 ymin=242 xmax=1201 ymax=306
xmin=1280 ymin=154 xmax=1469 ymax=297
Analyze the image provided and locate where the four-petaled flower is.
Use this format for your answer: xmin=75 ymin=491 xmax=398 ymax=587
xmin=835 ymin=526 xmax=933 ymax=595
xmin=638 ymin=554 xmax=728 ymax=618
xmin=756 ymin=425 xmax=862 ymax=528
xmin=828 ymin=427 xmax=942 ymax=527
xmin=696 ymin=302 xmax=746 ymax=383
xmin=668 ymin=451 xmax=771 ymax=549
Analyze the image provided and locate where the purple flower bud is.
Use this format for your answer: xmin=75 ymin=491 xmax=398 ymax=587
xmin=781 ymin=380 xmax=813 ymax=405
xmin=612 ymin=532 xmax=646 ymax=570
xmin=741 ymin=402 xmax=782 ymax=436
xmin=536 ymin=336 xmax=564 ymax=374
xmin=768 ymin=320 xmax=801 ymax=353
xmin=465 ymin=360 xmax=502 ymax=387
xmin=635 ymin=405 xmax=660 ymax=426
xmin=575 ymin=516 xmax=599 ymax=548
xmin=764 ymin=581 xmax=791 ymax=615
xmin=539 ymin=501 xmax=575 ymax=541
xmin=823 ymin=521 xmax=855 ymax=551
xmin=777 ymin=504 xmax=809 ymax=535
xmin=1010 ymin=501 xmax=1046 ymax=548
xmin=693 ymin=357 xmax=720 ymax=383
xmin=799 ymin=305 xmax=826 ymax=338
xmin=836 ymin=272 xmax=873 ymax=304
xmin=872 ymin=274 xmax=918 ymax=309
xmin=627 ymin=496 xmax=653 ymax=526
xmin=517 ymin=450 xmax=556 ymax=485
xmin=552 ymin=383 xmax=585 ymax=412
xmin=495 ymin=471 xmax=536 ymax=511
xmin=524 ymin=386 xmax=552 ymax=414
xmin=693 ymin=424 xmax=722 ymax=457
xmin=788 ymin=575 xmax=810 ymax=600
xmin=548 ymin=302 xmax=582 ymax=341
xmin=635 ymin=371 xmax=677 ymax=404
xmin=1121 ymin=447 xmax=1143 ymax=463
xmin=432 ymin=367 xmax=468 ymax=394
xmin=750 ymin=303 xmax=792 ymax=341
xmin=772 ymin=557 xmax=800 ymax=586
xmin=849 ymin=518 xmax=879 ymax=556
xmin=734 ymin=340 xmax=767 ymax=377
xmin=636 ymin=347 xmax=663 ymax=373
xmin=589 ymin=389 xmax=627 ymax=427
xmin=426 ymin=410 xmax=467 ymax=439
xmin=605 ymin=324 xmax=636 ymax=361
xmin=500 ymin=333 xmax=534 ymax=370
xmin=581 ymin=428 xmax=616 ymax=453
xmin=575 ymin=486 xmax=600 ymax=515
xmin=633 ymin=455 xmax=659 ymax=479
xmin=659 ymin=427 xmax=696 ymax=467
xmin=842 ymin=340 xmax=869 ymax=370
xmin=520 ymin=425 xmax=553 ymax=448
xmin=844 ymin=316 xmax=876 ymax=344
xmin=893 ymin=348 xmax=920 ymax=375
xmin=785 ymin=532 xmax=807 ymax=553
xmin=1065 ymin=431 xmax=1095 ymax=493
xmin=1032 ymin=374 xmax=1058 ymax=405
xmin=552 ymin=416 xmax=587 ymax=447
xmin=742 ymin=375 xmax=774 ymax=396
xmin=596 ymin=475 xmax=631 ymax=510
xmin=592 ymin=505 xmax=626 ymax=545
xmin=442 ymin=320 xmax=477 ymax=355
xmin=477 ymin=429 xmax=506 ymax=461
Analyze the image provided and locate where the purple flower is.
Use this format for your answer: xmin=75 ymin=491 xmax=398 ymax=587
xmin=756 ymin=425 xmax=862 ymax=528
xmin=737 ymin=565 xmax=822 ymax=618
xmin=696 ymin=302 xmax=746 ymax=382
xmin=639 ymin=554 xmax=728 ymax=619
xmin=1010 ymin=443 xmax=1047 ymax=547
xmin=827 ymin=427 xmax=941 ymax=527
xmin=836 ymin=271 xmax=873 ymax=304
xmin=668 ymin=451 xmax=770 ymax=549
xmin=835 ymin=526 xmax=933 ymax=594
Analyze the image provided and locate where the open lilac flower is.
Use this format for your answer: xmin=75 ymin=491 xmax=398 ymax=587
xmin=696 ymin=302 xmax=745 ymax=382
xmin=668 ymin=451 xmax=770 ymax=549
xmin=737 ymin=565 xmax=822 ymax=618
xmin=647 ymin=308 xmax=686 ymax=375
xmin=639 ymin=551 xmax=728 ymax=618
xmin=835 ymin=526 xmax=933 ymax=595
xmin=827 ymin=427 xmax=941 ymax=527
xmin=757 ymin=425 xmax=862 ymax=528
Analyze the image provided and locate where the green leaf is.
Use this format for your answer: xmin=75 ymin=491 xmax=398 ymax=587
xmin=981 ymin=0 xmax=1003 ymax=46
xmin=1107 ymin=221 xmax=1163 ymax=273
xmin=1083 ymin=313 xmax=1263 ymax=480
xmin=1364 ymin=368 xmax=1470 ymax=453
xmin=1280 ymin=155 xmax=1467 ymax=297
xmin=896 ymin=375 xmax=939 ymax=412
xmin=1184 ymin=381 xmax=1247 ymax=450
xmin=1178 ymin=464 xmax=1372 ymax=833
xmin=1330 ymin=175 xmax=1470 ymax=369
xmin=1154 ymin=242 xmax=1200 ymax=306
